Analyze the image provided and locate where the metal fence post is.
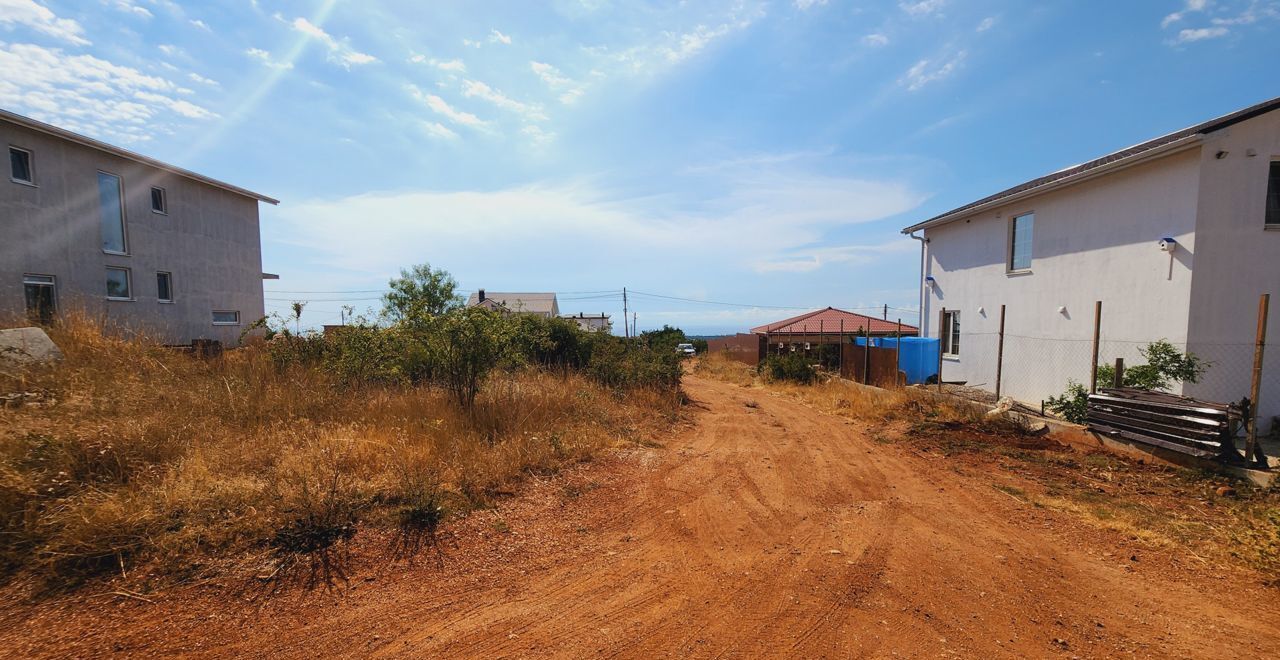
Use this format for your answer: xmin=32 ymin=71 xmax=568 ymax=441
xmin=1113 ymin=358 xmax=1125 ymax=389
xmin=1089 ymin=300 xmax=1102 ymax=394
xmin=1246 ymin=293 xmax=1270 ymax=463
xmin=862 ymin=325 xmax=870 ymax=385
xmin=995 ymin=304 xmax=1006 ymax=399
xmin=895 ymin=319 xmax=902 ymax=388
xmin=937 ymin=307 xmax=946 ymax=393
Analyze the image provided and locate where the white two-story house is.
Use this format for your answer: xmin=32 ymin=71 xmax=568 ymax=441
xmin=902 ymin=95 xmax=1280 ymax=431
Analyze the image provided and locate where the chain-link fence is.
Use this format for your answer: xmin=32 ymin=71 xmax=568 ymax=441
xmin=933 ymin=300 xmax=1276 ymax=433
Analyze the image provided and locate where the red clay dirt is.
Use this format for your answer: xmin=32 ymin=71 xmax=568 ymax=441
xmin=3 ymin=373 xmax=1279 ymax=658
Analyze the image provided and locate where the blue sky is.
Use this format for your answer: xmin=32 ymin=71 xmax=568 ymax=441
xmin=2 ymin=0 xmax=1279 ymax=334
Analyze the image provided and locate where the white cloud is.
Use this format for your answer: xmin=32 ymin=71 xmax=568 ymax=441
xmin=109 ymin=0 xmax=152 ymax=18
xmin=421 ymin=121 xmax=458 ymax=140
xmin=408 ymin=85 xmax=488 ymax=128
xmin=793 ymin=0 xmax=828 ymax=9
xmin=270 ymin=166 xmax=923 ymax=282
xmin=0 ymin=42 xmax=217 ymax=142
xmin=1173 ymin=26 xmax=1229 ymax=42
xmin=900 ymin=50 xmax=966 ymax=91
xmin=158 ymin=44 xmax=181 ymax=57
xmin=246 ymin=47 xmax=293 ymax=70
xmin=862 ymin=33 xmax=889 ymax=47
xmin=530 ymin=61 xmax=586 ymax=104
xmin=899 ymin=0 xmax=946 ymax=17
xmin=489 ymin=29 xmax=512 ymax=45
xmin=291 ymin=17 xmax=378 ymax=68
xmin=976 ymin=16 xmax=997 ymax=32
xmin=462 ymin=79 xmax=548 ymax=122
xmin=1162 ymin=0 xmax=1208 ymax=28
xmin=189 ymin=19 xmax=211 ymax=31
xmin=187 ymin=71 xmax=219 ymax=87
xmin=0 ymin=0 xmax=90 ymax=45
xmin=409 ymin=54 xmax=466 ymax=72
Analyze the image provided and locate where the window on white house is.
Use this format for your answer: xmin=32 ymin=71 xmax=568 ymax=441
xmin=212 ymin=310 xmax=240 ymax=325
xmin=941 ymin=310 xmax=960 ymax=356
xmin=1009 ymin=212 xmax=1034 ymax=271
xmin=106 ymin=267 xmax=132 ymax=300
xmin=98 ymin=172 xmax=127 ymax=253
xmin=10 ymin=146 xmax=33 ymax=184
xmin=156 ymin=271 xmax=173 ymax=302
xmin=1267 ymin=161 xmax=1280 ymax=227
xmin=151 ymin=186 xmax=167 ymax=214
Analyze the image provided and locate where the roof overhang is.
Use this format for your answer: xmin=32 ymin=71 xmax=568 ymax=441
xmin=1 ymin=108 xmax=279 ymax=205
xmin=901 ymin=134 xmax=1201 ymax=234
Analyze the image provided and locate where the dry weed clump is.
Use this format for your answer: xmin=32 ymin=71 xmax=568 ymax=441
xmin=0 ymin=315 xmax=679 ymax=590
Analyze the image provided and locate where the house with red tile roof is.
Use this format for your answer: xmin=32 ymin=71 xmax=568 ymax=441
xmin=752 ymin=307 xmax=918 ymax=342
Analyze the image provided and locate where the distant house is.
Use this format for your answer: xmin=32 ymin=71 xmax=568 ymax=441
xmin=562 ymin=312 xmax=611 ymax=332
xmin=901 ymin=95 xmax=1280 ymax=430
xmin=753 ymin=307 xmax=919 ymax=351
xmin=466 ymin=290 xmax=559 ymax=318
xmin=1 ymin=109 xmax=277 ymax=345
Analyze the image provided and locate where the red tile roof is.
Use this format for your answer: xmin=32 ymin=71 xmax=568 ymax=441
xmin=751 ymin=307 xmax=918 ymax=336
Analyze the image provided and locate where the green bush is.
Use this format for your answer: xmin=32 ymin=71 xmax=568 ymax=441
xmin=586 ymin=335 xmax=681 ymax=391
xmin=1096 ymin=340 xmax=1207 ymax=391
xmin=1045 ymin=380 xmax=1089 ymax=424
xmin=409 ymin=306 xmax=513 ymax=411
xmin=759 ymin=353 xmax=818 ymax=385
xmin=508 ymin=315 xmax=591 ymax=369
xmin=321 ymin=323 xmax=410 ymax=385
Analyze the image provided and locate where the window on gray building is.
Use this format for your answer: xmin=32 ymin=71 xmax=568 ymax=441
xmin=157 ymin=271 xmax=173 ymax=302
xmin=23 ymin=274 xmax=56 ymax=324
xmin=1267 ymin=161 xmax=1280 ymax=227
xmin=106 ymin=267 xmax=132 ymax=300
xmin=151 ymin=186 xmax=167 ymax=214
xmin=941 ymin=310 xmax=960 ymax=356
xmin=1009 ymin=212 xmax=1034 ymax=271
xmin=212 ymin=310 xmax=240 ymax=325
xmin=98 ymin=172 xmax=127 ymax=253
xmin=9 ymin=146 xmax=33 ymax=184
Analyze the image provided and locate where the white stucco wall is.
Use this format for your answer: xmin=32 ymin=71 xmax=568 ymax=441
xmin=1185 ymin=111 xmax=1280 ymax=430
xmin=922 ymin=147 xmax=1203 ymax=408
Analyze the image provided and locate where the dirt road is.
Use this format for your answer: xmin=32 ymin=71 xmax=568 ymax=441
xmin=6 ymin=374 xmax=1279 ymax=658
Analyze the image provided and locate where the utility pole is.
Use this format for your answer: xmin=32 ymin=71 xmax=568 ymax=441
xmin=622 ymin=287 xmax=629 ymax=338
xmin=632 ymin=312 xmax=637 ymax=338
xmin=883 ymin=303 xmax=887 ymax=320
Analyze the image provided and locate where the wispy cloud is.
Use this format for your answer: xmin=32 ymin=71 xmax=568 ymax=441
xmin=109 ymin=0 xmax=152 ymax=19
xmin=754 ymin=240 xmax=917 ymax=273
xmin=862 ymin=33 xmax=889 ymax=47
xmin=291 ymin=17 xmax=377 ymax=68
xmin=489 ymin=28 xmax=512 ymax=45
xmin=1172 ymin=25 xmax=1229 ymax=42
xmin=187 ymin=71 xmax=219 ymax=87
xmin=899 ymin=0 xmax=946 ymax=17
xmin=0 ymin=42 xmax=217 ymax=142
xmin=189 ymin=19 xmax=211 ymax=32
xmin=900 ymin=50 xmax=966 ymax=91
xmin=408 ymin=85 xmax=488 ymax=128
xmin=1161 ymin=0 xmax=1208 ymax=28
xmin=793 ymin=0 xmax=828 ymax=9
xmin=0 ymin=0 xmax=90 ymax=45
xmin=976 ymin=16 xmax=997 ymax=32
xmin=531 ymin=61 xmax=586 ymax=104
xmin=421 ymin=121 xmax=458 ymax=140
xmin=246 ymin=47 xmax=293 ymax=70
xmin=463 ymin=79 xmax=548 ymax=122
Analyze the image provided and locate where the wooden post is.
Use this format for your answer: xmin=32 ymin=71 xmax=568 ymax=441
xmin=1089 ymin=300 xmax=1102 ymax=394
xmin=995 ymin=304 xmax=1007 ymax=400
xmin=862 ymin=325 xmax=870 ymax=385
xmin=1112 ymin=358 xmax=1125 ymax=389
xmin=937 ymin=307 xmax=946 ymax=392
xmin=840 ymin=318 xmax=845 ymax=378
xmin=1246 ymin=293 xmax=1270 ymax=464
xmin=895 ymin=319 xmax=902 ymax=388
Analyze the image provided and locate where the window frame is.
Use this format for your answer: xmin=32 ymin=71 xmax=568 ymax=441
xmin=97 ymin=170 xmax=130 ymax=255
xmin=22 ymin=273 xmax=57 ymax=323
xmin=156 ymin=271 xmax=174 ymax=303
xmin=105 ymin=266 xmax=133 ymax=301
xmin=150 ymin=186 xmax=168 ymax=215
xmin=1007 ymin=211 xmax=1035 ymax=273
xmin=1266 ymin=160 xmax=1280 ymax=229
xmin=9 ymin=145 xmax=35 ymax=186
xmin=212 ymin=310 xmax=241 ymax=326
xmin=941 ymin=310 xmax=961 ymax=357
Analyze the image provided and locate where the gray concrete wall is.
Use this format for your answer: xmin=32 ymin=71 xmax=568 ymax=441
xmin=1 ymin=120 xmax=266 ymax=345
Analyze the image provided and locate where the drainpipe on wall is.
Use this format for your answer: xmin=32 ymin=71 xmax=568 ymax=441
xmin=909 ymin=231 xmax=928 ymax=337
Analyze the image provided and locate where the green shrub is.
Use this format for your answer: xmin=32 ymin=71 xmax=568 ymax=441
xmin=1096 ymin=340 xmax=1207 ymax=391
xmin=410 ymin=306 xmax=513 ymax=411
xmin=508 ymin=315 xmax=591 ymax=369
xmin=586 ymin=335 xmax=681 ymax=391
xmin=321 ymin=323 xmax=410 ymax=385
xmin=759 ymin=353 xmax=817 ymax=385
xmin=1045 ymin=380 xmax=1089 ymax=424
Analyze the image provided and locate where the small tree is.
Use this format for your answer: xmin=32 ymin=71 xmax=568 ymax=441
xmin=383 ymin=263 xmax=462 ymax=322
xmin=290 ymin=300 xmax=307 ymax=335
xmin=1046 ymin=340 xmax=1208 ymax=424
xmin=415 ymin=307 xmax=511 ymax=411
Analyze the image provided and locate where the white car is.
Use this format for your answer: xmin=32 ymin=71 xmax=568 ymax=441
xmin=676 ymin=343 xmax=696 ymax=356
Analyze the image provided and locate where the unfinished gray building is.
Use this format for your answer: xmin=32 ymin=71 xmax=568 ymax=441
xmin=2 ymin=109 xmax=278 ymax=345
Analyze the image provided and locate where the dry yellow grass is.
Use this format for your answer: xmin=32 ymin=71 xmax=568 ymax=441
xmin=0 ymin=315 xmax=678 ymax=588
